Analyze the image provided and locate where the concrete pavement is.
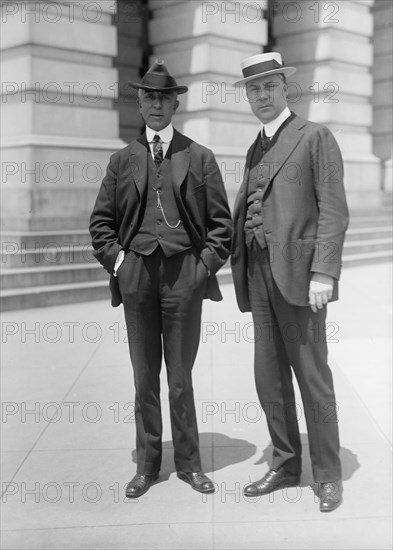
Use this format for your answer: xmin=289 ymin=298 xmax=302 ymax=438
xmin=1 ymin=262 xmax=392 ymax=549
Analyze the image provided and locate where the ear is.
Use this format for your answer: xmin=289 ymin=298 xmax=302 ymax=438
xmin=173 ymin=99 xmax=180 ymax=113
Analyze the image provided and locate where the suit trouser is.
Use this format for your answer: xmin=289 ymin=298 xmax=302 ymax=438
xmin=117 ymin=246 xmax=207 ymax=475
xmin=247 ymin=240 xmax=342 ymax=482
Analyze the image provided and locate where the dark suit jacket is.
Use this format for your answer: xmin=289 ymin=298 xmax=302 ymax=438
xmin=89 ymin=129 xmax=232 ymax=306
xmin=231 ymin=114 xmax=349 ymax=311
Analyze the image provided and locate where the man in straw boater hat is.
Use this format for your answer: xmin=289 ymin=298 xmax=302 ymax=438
xmin=90 ymin=60 xmax=231 ymax=498
xmin=231 ymin=52 xmax=349 ymax=512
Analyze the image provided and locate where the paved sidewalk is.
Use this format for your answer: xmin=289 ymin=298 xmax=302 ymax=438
xmin=1 ymin=263 xmax=392 ymax=550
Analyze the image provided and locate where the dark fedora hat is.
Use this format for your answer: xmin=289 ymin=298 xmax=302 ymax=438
xmin=130 ymin=59 xmax=188 ymax=94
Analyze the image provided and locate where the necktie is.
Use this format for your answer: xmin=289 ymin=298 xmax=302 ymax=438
xmin=153 ymin=134 xmax=163 ymax=167
xmin=261 ymin=128 xmax=270 ymax=154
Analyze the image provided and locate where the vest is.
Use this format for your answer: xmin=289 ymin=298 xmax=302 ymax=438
xmin=130 ymin=152 xmax=192 ymax=257
xmin=244 ymin=137 xmax=269 ymax=249
xmin=244 ymin=113 xmax=296 ymax=249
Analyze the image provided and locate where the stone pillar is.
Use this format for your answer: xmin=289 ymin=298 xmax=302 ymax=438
xmin=372 ymin=0 xmax=392 ymax=195
xmin=1 ymin=0 xmax=125 ymax=231
xmin=148 ymin=0 xmax=269 ymax=206
xmin=113 ymin=0 xmax=147 ymax=143
xmin=272 ymin=0 xmax=381 ymax=210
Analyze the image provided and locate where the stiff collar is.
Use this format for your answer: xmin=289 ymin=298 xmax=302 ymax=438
xmin=261 ymin=107 xmax=291 ymax=138
xmin=146 ymin=123 xmax=174 ymax=144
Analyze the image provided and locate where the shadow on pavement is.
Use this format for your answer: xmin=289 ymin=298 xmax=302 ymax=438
xmin=131 ymin=432 xmax=257 ymax=480
xmin=253 ymin=433 xmax=361 ymax=486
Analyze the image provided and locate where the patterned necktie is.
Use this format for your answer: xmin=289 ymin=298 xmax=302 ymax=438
xmin=153 ymin=134 xmax=163 ymax=167
xmin=261 ymin=128 xmax=270 ymax=154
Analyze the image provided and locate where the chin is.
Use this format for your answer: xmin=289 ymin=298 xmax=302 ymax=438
xmin=149 ymin=119 xmax=166 ymax=131
xmin=259 ymin=114 xmax=275 ymax=124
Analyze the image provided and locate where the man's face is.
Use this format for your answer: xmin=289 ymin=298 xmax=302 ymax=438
xmin=245 ymin=74 xmax=288 ymax=124
xmin=137 ymin=90 xmax=179 ymax=131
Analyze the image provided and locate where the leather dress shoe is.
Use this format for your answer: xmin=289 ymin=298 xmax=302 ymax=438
xmin=319 ymin=480 xmax=343 ymax=512
xmin=244 ymin=467 xmax=300 ymax=497
xmin=125 ymin=473 xmax=159 ymax=498
xmin=177 ymin=471 xmax=215 ymax=494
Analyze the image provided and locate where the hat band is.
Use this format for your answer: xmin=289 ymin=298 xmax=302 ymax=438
xmin=242 ymin=59 xmax=282 ymax=79
xmin=142 ymin=73 xmax=178 ymax=89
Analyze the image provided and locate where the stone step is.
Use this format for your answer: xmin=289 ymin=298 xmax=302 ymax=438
xmin=2 ymin=247 xmax=392 ymax=312
xmin=343 ymin=237 xmax=392 ymax=254
xmin=1 ymin=230 xmax=90 ymax=248
xmin=2 ymin=224 xmax=391 ymax=269
xmin=1 ymin=245 xmax=95 ymax=269
xmin=342 ymin=250 xmax=393 ymax=268
xmin=345 ymin=226 xmax=393 ymax=240
xmin=1 ymin=264 xmax=107 ymax=290
xmin=0 ymin=281 xmax=111 ymax=311
xmin=1 ymin=211 xmax=391 ymax=245
xmin=1 ymin=211 xmax=392 ymax=310
xmin=348 ymin=215 xmax=392 ymax=227
xmin=2 ymin=233 xmax=392 ymax=290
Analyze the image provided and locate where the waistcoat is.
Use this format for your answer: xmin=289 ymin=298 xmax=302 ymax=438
xmin=244 ymin=113 xmax=296 ymax=248
xmin=130 ymin=152 xmax=191 ymax=256
xmin=244 ymin=137 xmax=269 ymax=249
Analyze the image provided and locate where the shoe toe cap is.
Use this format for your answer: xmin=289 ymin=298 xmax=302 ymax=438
xmin=202 ymin=481 xmax=215 ymax=492
xmin=244 ymin=484 xmax=259 ymax=496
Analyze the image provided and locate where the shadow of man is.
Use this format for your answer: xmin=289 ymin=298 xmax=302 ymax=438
xmin=253 ymin=433 xmax=360 ymax=490
xmin=131 ymin=432 xmax=258 ymax=481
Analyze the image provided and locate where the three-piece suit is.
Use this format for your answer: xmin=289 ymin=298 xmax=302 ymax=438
xmin=231 ymin=113 xmax=349 ymax=482
xmin=90 ymin=129 xmax=232 ymax=475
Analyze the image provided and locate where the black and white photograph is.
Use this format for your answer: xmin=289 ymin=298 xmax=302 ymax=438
xmin=1 ymin=0 xmax=392 ymax=548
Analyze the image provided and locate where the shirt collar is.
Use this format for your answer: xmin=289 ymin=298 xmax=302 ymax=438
xmin=261 ymin=107 xmax=291 ymax=138
xmin=146 ymin=123 xmax=174 ymax=144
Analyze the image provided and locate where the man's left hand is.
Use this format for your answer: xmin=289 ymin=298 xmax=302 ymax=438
xmin=308 ymin=273 xmax=334 ymax=313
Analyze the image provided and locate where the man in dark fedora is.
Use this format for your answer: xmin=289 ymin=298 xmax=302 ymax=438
xmin=231 ymin=52 xmax=349 ymax=511
xmin=90 ymin=60 xmax=231 ymax=497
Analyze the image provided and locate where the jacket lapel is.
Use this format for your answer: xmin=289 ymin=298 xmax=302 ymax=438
xmin=128 ymin=134 xmax=149 ymax=198
xmin=233 ymin=134 xmax=259 ymax=220
xmin=170 ymin=130 xmax=191 ymax=192
xmin=262 ymin=116 xmax=305 ymax=198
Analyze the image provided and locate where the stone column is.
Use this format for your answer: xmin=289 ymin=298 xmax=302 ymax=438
xmin=1 ymin=0 xmax=125 ymax=231
xmin=272 ymin=0 xmax=381 ymax=210
xmin=113 ymin=0 xmax=147 ymax=143
xmin=372 ymin=0 xmax=392 ymax=195
xmin=148 ymin=0 xmax=269 ymax=206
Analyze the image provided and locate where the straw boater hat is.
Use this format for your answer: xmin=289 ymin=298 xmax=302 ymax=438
xmin=234 ymin=52 xmax=296 ymax=85
xmin=130 ymin=59 xmax=188 ymax=94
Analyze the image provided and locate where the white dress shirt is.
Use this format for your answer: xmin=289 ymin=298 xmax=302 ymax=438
xmin=146 ymin=123 xmax=174 ymax=159
xmin=261 ymin=107 xmax=291 ymax=138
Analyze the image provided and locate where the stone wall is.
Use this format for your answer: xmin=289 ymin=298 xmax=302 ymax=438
xmin=372 ymin=0 xmax=393 ymax=193
xmin=1 ymin=0 xmax=125 ymax=231
xmin=272 ymin=0 xmax=381 ymax=210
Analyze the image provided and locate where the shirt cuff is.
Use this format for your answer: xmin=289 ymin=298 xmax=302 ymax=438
xmin=113 ymin=250 xmax=125 ymax=276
